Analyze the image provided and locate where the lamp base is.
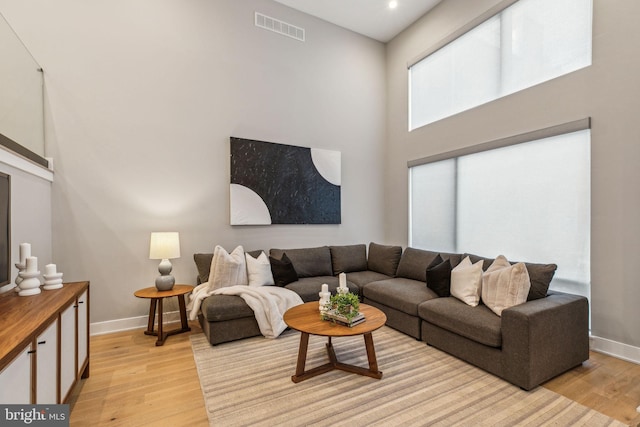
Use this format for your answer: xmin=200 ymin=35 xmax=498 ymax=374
xmin=155 ymin=275 xmax=175 ymax=291
xmin=155 ymin=258 xmax=175 ymax=291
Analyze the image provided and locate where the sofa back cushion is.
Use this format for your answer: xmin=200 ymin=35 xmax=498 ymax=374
xmin=396 ymin=247 xmax=462 ymax=282
xmin=463 ymin=253 xmax=494 ymax=271
xmin=464 ymin=253 xmax=556 ymax=301
xmin=367 ymin=242 xmax=402 ymax=277
xmin=269 ymin=246 xmax=333 ymax=278
xmin=396 ymin=247 xmax=440 ymax=282
xmin=330 ymin=244 xmax=367 ymax=274
xmin=194 ymin=253 xmax=213 ymax=284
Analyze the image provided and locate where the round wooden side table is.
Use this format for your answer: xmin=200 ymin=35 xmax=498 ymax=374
xmin=134 ymin=284 xmax=194 ymax=346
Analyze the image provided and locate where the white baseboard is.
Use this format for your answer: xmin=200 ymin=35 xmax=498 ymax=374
xmin=90 ymin=310 xmax=184 ymax=336
xmin=590 ymin=335 xmax=640 ymax=364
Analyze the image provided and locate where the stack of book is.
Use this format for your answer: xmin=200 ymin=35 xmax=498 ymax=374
xmin=324 ymin=310 xmax=366 ymax=327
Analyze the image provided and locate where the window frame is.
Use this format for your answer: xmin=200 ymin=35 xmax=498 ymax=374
xmin=408 ymin=118 xmax=591 ymax=297
xmin=408 ymin=0 xmax=593 ymax=130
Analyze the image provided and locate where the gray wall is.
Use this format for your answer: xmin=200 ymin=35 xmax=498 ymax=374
xmin=0 ymin=0 xmax=386 ymax=324
xmin=2 ymin=0 xmax=638 ymax=352
xmin=386 ymin=0 xmax=640 ymax=348
xmin=0 ymin=159 xmax=52 ymax=286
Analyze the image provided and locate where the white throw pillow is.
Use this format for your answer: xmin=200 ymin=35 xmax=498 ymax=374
xmin=246 ymin=251 xmax=275 ymax=287
xmin=207 ymin=245 xmax=248 ymax=290
xmin=450 ymin=256 xmax=484 ymax=307
xmin=482 ymin=255 xmax=531 ymax=316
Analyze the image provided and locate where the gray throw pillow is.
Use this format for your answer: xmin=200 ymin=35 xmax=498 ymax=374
xmin=426 ymin=254 xmax=452 ymax=297
xmin=522 ymin=262 xmax=557 ymax=300
xmin=269 ymin=253 xmax=298 ymax=287
xmin=367 ymin=242 xmax=402 ymax=277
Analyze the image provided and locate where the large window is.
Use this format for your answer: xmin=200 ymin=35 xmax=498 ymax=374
xmin=409 ymin=0 xmax=593 ymax=130
xmin=409 ymin=122 xmax=590 ymax=298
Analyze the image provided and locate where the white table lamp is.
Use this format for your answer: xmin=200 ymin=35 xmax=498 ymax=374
xmin=149 ymin=232 xmax=180 ymax=291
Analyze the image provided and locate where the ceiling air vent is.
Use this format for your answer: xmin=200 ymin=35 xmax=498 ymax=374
xmin=255 ymin=12 xmax=305 ymax=42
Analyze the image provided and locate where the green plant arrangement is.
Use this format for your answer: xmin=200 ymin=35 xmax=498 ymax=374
xmin=323 ymin=292 xmax=361 ymax=323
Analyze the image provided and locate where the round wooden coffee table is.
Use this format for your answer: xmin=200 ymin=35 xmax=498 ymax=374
xmin=283 ymin=301 xmax=387 ymax=383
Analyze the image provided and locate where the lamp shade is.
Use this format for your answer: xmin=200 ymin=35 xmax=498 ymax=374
xmin=149 ymin=232 xmax=181 ymax=260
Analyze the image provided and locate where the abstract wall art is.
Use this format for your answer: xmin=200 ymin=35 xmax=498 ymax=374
xmin=230 ymin=137 xmax=341 ymax=225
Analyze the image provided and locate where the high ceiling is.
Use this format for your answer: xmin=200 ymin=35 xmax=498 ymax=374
xmin=272 ymin=0 xmax=443 ymax=43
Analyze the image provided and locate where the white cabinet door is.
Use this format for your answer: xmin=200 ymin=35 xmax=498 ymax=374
xmin=60 ymin=302 xmax=76 ymax=401
xmin=36 ymin=319 xmax=58 ymax=403
xmin=77 ymin=290 xmax=88 ymax=376
xmin=0 ymin=344 xmax=32 ymax=403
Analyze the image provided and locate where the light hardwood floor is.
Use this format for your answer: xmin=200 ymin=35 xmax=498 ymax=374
xmin=69 ymin=321 xmax=640 ymax=426
xmin=68 ymin=321 xmax=208 ymax=426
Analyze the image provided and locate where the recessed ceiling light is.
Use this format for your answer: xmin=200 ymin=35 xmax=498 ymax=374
xmin=389 ymin=1 xmax=398 ymax=10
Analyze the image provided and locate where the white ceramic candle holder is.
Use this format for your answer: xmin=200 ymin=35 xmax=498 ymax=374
xmin=18 ymin=271 xmax=41 ymax=296
xmin=14 ymin=243 xmax=32 ymax=293
xmin=43 ymin=273 xmax=63 ymax=290
xmin=338 ymin=272 xmax=350 ymax=294
xmin=18 ymin=256 xmax=41 ymax=296
xmin=13 ymin=262 xmax=25 ymax=293
xmin=43 ymin=263 xmax=63 ymax=290
xmin=319 ymin=283 xmax=331 ymax=314
xmin=19 ymin=243 xmax=31 ymax=266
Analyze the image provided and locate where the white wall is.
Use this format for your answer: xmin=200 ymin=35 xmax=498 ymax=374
xmin=0 ymin=0 xmax=387 ymax=325
xmin=386 ymin=0 xmax=640 ymax=351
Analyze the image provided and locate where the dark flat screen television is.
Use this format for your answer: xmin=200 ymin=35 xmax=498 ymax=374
xmin=0 ymin=172 xmax=10 ymax=287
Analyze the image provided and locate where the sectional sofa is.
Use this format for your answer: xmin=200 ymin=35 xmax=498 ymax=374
xmin=193 ymin=243 xmax=589 ymax=390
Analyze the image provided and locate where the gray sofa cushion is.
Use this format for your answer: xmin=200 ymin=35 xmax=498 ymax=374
xmin=396 ymin=247 xmax=463 ymax=282
xmin=346 ymin=270 xmax=392 ymax=288
xmin=194 ymin=253 xmax=213 ymax=284
xmin=270 ymin=246 xmax=333 ymax=278
xmin=419 ymin=297 xmax=502 ymax=348
xmin=330 ymin=244 xmax=367 ymax=274
xmin=367 ymin=242 xmax=402 ymax=277
xmin=285 ymin=276 xmax=358 ymax=302
xmin=363 ymin=277 xmax=438 ymax=316
xmin=201 ymin=294 xmax=255 ymax=322
xmin=396 ymin=247 xmax=441 ymax=282
xmin=463 ymin=253 xmax=494 ymax=271
xmin=464 ymin=253 xmax=557 ymax=301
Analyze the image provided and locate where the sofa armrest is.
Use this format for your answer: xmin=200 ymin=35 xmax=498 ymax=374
xmin=501 ymin=292 xmax=589 ymax=390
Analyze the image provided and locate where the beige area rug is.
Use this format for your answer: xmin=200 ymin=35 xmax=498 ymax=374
xmin=191 ymin=326 xmax=624 ymax=427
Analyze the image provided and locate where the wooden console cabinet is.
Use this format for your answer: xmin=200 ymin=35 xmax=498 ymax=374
xmin=0 ymin=281 xmax=89 ymax=404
